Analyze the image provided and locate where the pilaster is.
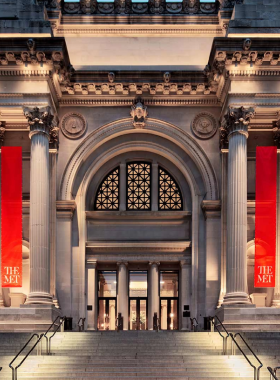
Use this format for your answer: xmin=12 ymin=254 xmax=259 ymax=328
xmin=148 ymin=261 xmax=160 ymax=330
xmin=180 ymin=258 xmax=191 ymax=330
xmin=117 ymin=261 xmax=128 ymax=330
xmin=87 ymin=259 xmax=97 ymax=330
xmin=272 ymin=151 xmax=280 ymax=307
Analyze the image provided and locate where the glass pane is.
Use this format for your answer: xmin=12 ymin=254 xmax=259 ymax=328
xmin=129 ymin=271 xmax=147 ymax=297
xmin=160 ymin=299 xmax=168 ymax=330
xmin=170 ymin=300 xmax=178 ymax=330
xmin=98 ymin=271 xmax=117 ymax=297
xmin=140 ymin=300 xmax=147 ymax=330
xmin=98 ymin=300 xmax=107 ymax=330
xmin=130 ymin=300 xmax=137 ymax=330
xmin=109 ymin=299 xmax=116 ymax=330
xmin=160 ymin=271 xmax=178 ymax=297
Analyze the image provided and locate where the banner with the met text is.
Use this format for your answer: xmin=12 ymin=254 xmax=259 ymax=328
xmin=255 ymin=146 xmax=277 ymax=288
xmin=1 ymin=146 xmax=22 ymax=287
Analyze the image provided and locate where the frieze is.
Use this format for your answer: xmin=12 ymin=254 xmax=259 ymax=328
xmin=60 ymin=112 xmax=87 ymax=139
xmin=62 ymin=0 xmax=218 ymax=14
xmin=191 ymin=113 xmax=218 ymax=140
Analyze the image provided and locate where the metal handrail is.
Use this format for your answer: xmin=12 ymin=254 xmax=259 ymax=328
xmin=190 ymin=317 xmax=198 ymax=332
xmin=209 ymin=315 xmax=229 ymax=355
xmin=230 ymin=333 xmax=263 ymax=380
xmin=268 ymin=367 xmax=280 ymax=380
xmin=78 ymin=317 xmax=86 ymax=332
xmin=45 ymin=316 xmax=66 ymax=355
xmin=9 ymin=333 xmax=44 ymax=380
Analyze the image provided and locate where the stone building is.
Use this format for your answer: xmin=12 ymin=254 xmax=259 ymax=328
xmin=0 ymin=0 xmax=280 ymax=332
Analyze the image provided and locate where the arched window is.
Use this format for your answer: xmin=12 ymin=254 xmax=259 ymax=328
xmin=94 ymin=167 xmax=119 ymax=210
xmin=94 ymin=163 xmax=183 ymax=211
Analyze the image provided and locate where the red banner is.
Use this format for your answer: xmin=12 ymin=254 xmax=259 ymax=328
xmin=1 ymin=146 xmax=22 ymax=287
xmin=255 ymin=146 xmax=277 ymax=287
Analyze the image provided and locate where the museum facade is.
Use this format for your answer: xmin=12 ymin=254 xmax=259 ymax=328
xmin=0 ymin=0 xmax=280 ymax=332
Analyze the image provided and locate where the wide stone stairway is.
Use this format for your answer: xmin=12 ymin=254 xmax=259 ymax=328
xmin=0 ymin=331 xmax=278 ymax=379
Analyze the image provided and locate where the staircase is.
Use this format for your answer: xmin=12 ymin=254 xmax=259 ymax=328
xmin=0 ymin=331 xmax=276 ymax=379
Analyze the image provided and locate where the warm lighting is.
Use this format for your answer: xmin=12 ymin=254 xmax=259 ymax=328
xmin=101 ymin=324 xmax=104 ymax=327
xmin=160 ymin=281 xmax=165 ymax=284
xmin=170 ymin=324 xmax=173 ymax=328
xmin=104 ymin=314 xmax=107 ymax=317
xmin=170 ymin=313 xmax=174 ymax=317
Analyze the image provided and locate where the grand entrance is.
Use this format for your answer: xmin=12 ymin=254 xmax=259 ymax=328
xmin=160 ymin=271 xmax=179 ymax=330
xmin=129 ymin=271 xmax=148 ymax=330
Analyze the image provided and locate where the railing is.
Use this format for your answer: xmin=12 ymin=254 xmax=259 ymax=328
xmin=230 ymin=333 xmax=263 ymax=380
xmin=209 ymin=315 xmax=263 ymax=380
xmin=190 ymin=317 xmax=198 ymax=332
xmin=268 ymin=367 xmax=280 ymax=380
xmin=9 ymin=333 xmax=44 ymax=380
xmin=78 ymin=318 xmax=86 ymax=332
xmin=210 ymin=315 xmax=229 ymax=355
xmin=45 ymin=316 xmax=66 ymax=355
xmin=9 ymin=315 xmax=65 ymax=380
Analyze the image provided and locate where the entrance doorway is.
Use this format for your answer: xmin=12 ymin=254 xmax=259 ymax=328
xmin=160 ymin=298 xmax=178 ymax=330
xmin=129 ymin=298 xmax=147 ymax=330
xmin=160 ymin=271 xmax=179 ymax=330
xmin=129 ymin=271 xmax=148 ymax=330
xmin=98 ymin=271 xmax=117 ymax=330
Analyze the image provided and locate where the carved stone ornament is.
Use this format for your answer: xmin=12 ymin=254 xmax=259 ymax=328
xmin=130 ymin=101 xmax=148 ymax=129
xmin=243 ymin=38 xmax=252 ymax=52
xmin=191 ymin=113 xmax=218 ymax=139
xmin=0 ymin=121 xmax=6 ymax=146
xmin=24 ymin=106 xmax=54 ymax=138
xmin=223 ymin=106 xmax=255 ymax=137
xmin=60 ymin=113 xmax=87 ymax=139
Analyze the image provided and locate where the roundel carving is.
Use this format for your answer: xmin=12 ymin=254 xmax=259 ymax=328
xmin=191 ymin=113 xmax=217 ymax=139
xmin=61 ymin=113 xmax=87 ymax=139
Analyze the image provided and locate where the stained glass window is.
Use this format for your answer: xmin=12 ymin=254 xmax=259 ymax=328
xmin=94 ymin=168 xmax=119 ymax=210
xmin=158 ymin=167 xmax=182 ymax=210
xmin=127 ymin=162 xmax=151 ymax=210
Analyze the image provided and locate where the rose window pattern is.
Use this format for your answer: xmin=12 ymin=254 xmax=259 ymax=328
xmin=158 ymin=167 xmax=183 ymax=210
xmin=127 ymin=162 xmax=151 ymax=210
xmin=94 ymin=168 xmax=119 ymax=210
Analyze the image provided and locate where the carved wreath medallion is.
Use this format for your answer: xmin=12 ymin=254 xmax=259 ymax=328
xmin=191 ymin=113 xmax=217 ymax=139
xmin=60 ymin=113 xmax=87 ymax=139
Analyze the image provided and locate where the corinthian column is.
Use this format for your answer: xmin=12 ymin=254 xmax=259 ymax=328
xmin=223 ymin=106 xmax=255 ymax=305
xmin=24 ymin=107 xmax=53 ymax=305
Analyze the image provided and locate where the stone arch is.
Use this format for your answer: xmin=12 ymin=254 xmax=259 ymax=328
xmin=60 ymin=118 xmax=219 ymax=202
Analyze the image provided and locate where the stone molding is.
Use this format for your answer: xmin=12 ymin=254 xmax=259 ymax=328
xmin=201 ymin=200 xmax=221 ymax=220
xmin=191 ymin=112 xmax=218 ymax=139
xmin=87 ymin=241 xmax=191 ymax=253
xmin=56 ymin=200 xmax=76 ymax=219
xmin=60 ymin=112 xmax=87 ymax=139
xmin=180 ymin=257 xmax=191 ymax=267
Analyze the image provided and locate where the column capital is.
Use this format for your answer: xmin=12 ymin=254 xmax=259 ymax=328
xmin=24 ymin=106 xmax=54 ymax=139
xmin=0 ymin=121 xmax=6 ymax=147
xmin=180 ymin=258 xmax=191 ymax=267
xmin=117 ymin=261 xmax=128 ymax=267
xmin=87 ymin=259 xmax=97 ymax=268
xmin=223 ymin=106 xmax=255 ymax=139
xmin=149 ymin=261 xmax=160 ymax=267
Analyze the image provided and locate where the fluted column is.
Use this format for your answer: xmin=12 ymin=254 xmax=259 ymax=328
xmin=117 ymin=262 xmax=128 ymax=330
xmin=24 ymin=107 xmax=53 ymax=305
xmin=87 ymin=260 xmax=97 ymax=329
xmin=148 ymin=261 xmax=159 ymax=330
xmin=223 ymin=106 xmax=255 ymax=305
xmin=272 ymin=152 xmax=280 ymax=307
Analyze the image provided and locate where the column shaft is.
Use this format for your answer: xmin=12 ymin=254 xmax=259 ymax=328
xmin=148 ymin=262 xmax=159 ymax=330
xmin=50 ymin=150 xmax=58 ymax=307
xmin=117 ymin=262 xmax=128 ymax=330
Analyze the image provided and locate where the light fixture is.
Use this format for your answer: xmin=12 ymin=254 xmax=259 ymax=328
xmin=170 ymin=313 xmax=174 ymax=317
xmin=160 ymin=281 xmax=165 ymax=284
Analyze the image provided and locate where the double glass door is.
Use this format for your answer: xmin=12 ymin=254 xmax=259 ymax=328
xmin=129 ymin=298 xmax=147 ymax=330
xmin=98 ymin=298 xmax=116 ymax=330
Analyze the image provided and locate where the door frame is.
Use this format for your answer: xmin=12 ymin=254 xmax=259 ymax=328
xmin=159 ymin=297 xmax=179 ymax=330
xmin=128 ymin=297 xmax=148 ymax=330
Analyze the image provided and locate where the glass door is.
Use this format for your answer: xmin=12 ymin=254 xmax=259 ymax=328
xmin=98 ymin=271 xmax=117 ymax=331
xmin=98 ymin=298 xmax=116 ymax=330
xmin=160 ymin=298 xmax=178 ymax=330
xmin=129 ymin=298 xmax=147 ymax=330
xmin=129 ymin=271 xmax=148 ymax=330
